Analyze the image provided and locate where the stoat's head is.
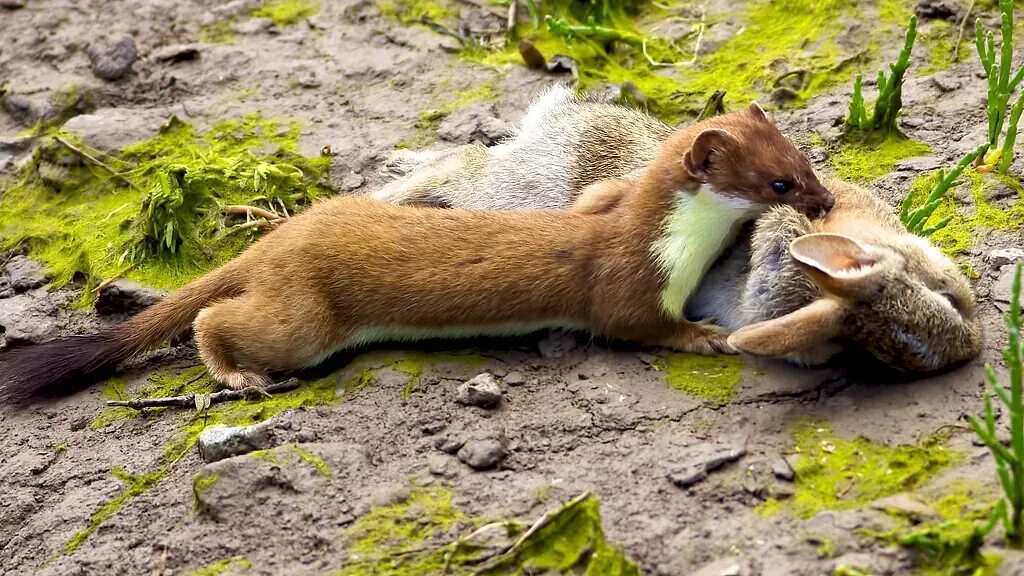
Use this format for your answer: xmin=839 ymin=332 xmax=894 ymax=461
xmin=680 ymin=103 xmax=834 ymax=218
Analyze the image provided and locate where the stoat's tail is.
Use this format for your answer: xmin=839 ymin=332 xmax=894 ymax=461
xmin=0 ymin=264 xmax=245 ymax=402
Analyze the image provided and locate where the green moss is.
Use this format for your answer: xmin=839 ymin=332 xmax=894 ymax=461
xmin=904 ymin=170 xmax=1024 ymax=256
xmin=870 ymin=483 xmax=1002 ymax=575
xmin=919 ymin=21 xmax=962 ymax=75
xmin=252 ymin=0 xmax=320 ymax=26
xmin=830 ymin=135 xmax=932 ymax=182
xmin=377 ymin=0 xmax=457 ymax=23
xmin=53 ymin=442 xmax=69 ymax=454
xmin=757 ymin=420 xmax=959 ymax=519
xmin=334 ymin=486 xmax=471 ymax=575
xmin=400 ymin=82 xmax=498 ymax=149
xmin=0 ymin=114 xmax=333 ymax=297
xmin=477 ymin=494 xmax=640 ymax=575
xmin=186 ymin=556 xmax=252 ymax=576
xmin=192 ymin=472 xmax=220 ymax=511
xmin=291 ymin=445 xmax=331 ymax=477
xmin=334 ymin=489 xmax=638 ymax=575
xmin=63 ymin=369 xmax=338 ymax=558
xmin=652 ymin=352 xmax=743 ymax=404
xmin=61 ymin=466 xmax=164 ymax=555
xmin=463 ymin=0 xmax=913 ymax=123
xmin=198 ymin=20 xmax=237 ymax=44
xmin=337 ymin=351 xmax=487 ymax=398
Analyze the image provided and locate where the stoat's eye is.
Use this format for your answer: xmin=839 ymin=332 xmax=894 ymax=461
xmin=770 ymin=180 xmax=792 ymax=194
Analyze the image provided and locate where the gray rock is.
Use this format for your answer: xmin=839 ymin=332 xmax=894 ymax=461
xmin=340 ymin=172 xmax=365 ymax=191
xmin=989 ymin=248 xmax=1024 ymax=267
xmin=2 ymin=93 xmax=51 ymax=125
xmin=198 ymin=420 xmax=275 ymax=463
xmin=538 ymin=329 xmax=577 ymax=359
xmin=994 ymin=264 xmax=1021 ymax=303
xmin=0 ymin=293 xmax=61 ymax=346
xmin=433 ymin=435 xmax=464 ymax=454
xmin=88 ymin=36 xmax=138 ymax=81
xmin=690 ymin=557 xmax=749 ymax=576
xmin=667 ymin=438 xmax=747 ymax=488
xmin=4 ymin=256 xmax=49 ymax=293
xmin=151 ymin=43 xmax=203 ymax=62
xmin=869 ymin=493 xmax=940 ymax=520
xmin=771 ymin=457 xmax=795 ymax=481
xmin=456 ymin=373 xmax=503 ymax=408
xmin=235 ymin=17 xmax=275 ymax=34
xmin=457 ymin=437 xmax=507 ymax=470
xmin=502 ymin=371 xmax=526 ymax=386
xmin=94 ymin=279 xmax=165 ymax=315
xmin=437 ymin=103 xmax=510 ymax=146
xmin=915 ymin=0 xmax=958 ymax=20
xmin=62 ymin=108 xmax=166 ymax=154
xmin=427 ymin=454 xmax=454 ymax=477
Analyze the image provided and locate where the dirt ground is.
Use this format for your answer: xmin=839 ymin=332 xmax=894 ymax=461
xmin=2 ymin=0 xmax=1024 ymax=575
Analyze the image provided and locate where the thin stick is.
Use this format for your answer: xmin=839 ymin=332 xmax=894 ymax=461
xmin=223 ymin=205 xmax=281 ymax=221
xmin=276 ymin=198 xmax=290 ymax=219
xmin=953 ymin=0 xmax=976 ymax=62
xmin=106 ymin=379 xmax=300 ymax=410
xmin=91 ymin=266 xmax=133 ymax=294
xmin=236 ymin=217 xmax=287 ymax=230
xmin=53 ymin=136 xmax=145 ymax=193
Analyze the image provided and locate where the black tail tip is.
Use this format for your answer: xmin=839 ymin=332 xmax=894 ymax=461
xmin=0 ymin=334 xmax=124 ymax=403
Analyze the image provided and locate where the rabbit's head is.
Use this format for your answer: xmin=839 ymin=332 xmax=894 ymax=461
xmin=729 ymin=184 xmax=982 ymax=373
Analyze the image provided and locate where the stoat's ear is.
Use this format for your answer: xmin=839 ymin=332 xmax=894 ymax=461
xmin=684 ymin=128 xmax=738 ymax=178
xmin=789 ymin=233 xmax=887 ymax=299
xmin=747 ymin=102 xmax=771 ymax=123
xmin=728 ymin=298 xmax=846 ymax=357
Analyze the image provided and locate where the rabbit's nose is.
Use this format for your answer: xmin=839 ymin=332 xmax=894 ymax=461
xmin=817 ymin=194 xmax=835 ymax=218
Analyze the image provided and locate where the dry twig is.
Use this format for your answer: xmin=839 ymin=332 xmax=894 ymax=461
xmin=106 ymin=378 xmax=300 ymax=410
xmin=953 ymin=0 xmax=977 ymax=62
xmin=53 ymin=135 xmax=145 ymax=193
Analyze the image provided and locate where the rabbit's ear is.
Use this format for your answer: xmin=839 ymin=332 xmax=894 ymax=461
xmin=728 ymin=298 xmax=846 ymax=357
xmin=789 ymin=233 xmax=886 ymax=299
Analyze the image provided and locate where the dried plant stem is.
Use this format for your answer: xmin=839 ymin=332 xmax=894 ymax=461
xmin=106 ymin=378 xmax=300 ymax=410
xmin=223 ymin=205 xmax=281 ymax=221
xmin=53 ymin=135 xmax=145 ymax=193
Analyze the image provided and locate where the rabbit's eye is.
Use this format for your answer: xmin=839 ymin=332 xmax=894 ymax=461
xmin=939 ymin=291 xmax=962 ymax=313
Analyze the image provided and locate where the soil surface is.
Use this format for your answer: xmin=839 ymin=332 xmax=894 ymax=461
xmin=2 ymin=1 xmax=1024 ymax=575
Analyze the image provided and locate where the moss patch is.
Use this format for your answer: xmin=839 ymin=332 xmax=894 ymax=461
xmin=62 ymin=367 xmax=338 ymax=558
xmin=758 ymin=420 xmax=959 ymax=519
xmin=919 ymin=20 xmax=961 ymax=75
xmin=400 ymin=82 xmax=498 ymax=149
xmin=377 ymin=0 xmax=457 ymax=23
xmin=192 ymin=472 xmax=221 ymax=511
xmin=830 ymin=135 xmax=932 ymax=182
xmin=477 ymin=494 xmax=640 ymax=575
xmin=61 ymin=466 xmax=164 ymax=555
xmin=291 ymin=445 xmax=332 ymax=477
xmin=871 ymin=482 xmax=1002 ymax=575
xmin=653 ymin=352 xmax=744 ymax=404
xmin=0 ymin=114 xmax=332 ymax=300
xmin=186 ymin=556 xmax=252 ymax=576
xmin=337 ymin=350 xmax=488 ymax=398
xmin=903 ymin=170 xmax=1024 ymax=255
xmin=335 ymin=486 xmax=472 ymax=575
xmin=252 ymin=0 xmax=319 ymax=26
xmin=334 ymin=489 xmax=637 ymax=575
xmin=461 ymin=0 xmax=913 ymax=123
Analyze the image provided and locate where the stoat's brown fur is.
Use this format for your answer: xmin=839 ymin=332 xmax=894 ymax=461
xmin=0 ymin=105 xmax=832 ymax=398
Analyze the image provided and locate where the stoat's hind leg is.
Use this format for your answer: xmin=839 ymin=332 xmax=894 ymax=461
xmin=193 ymin=296 xmax=343 ymax=390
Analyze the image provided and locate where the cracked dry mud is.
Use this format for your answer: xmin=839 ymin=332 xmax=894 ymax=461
xmin=2 ymin=1 xmax=1024 ymax=575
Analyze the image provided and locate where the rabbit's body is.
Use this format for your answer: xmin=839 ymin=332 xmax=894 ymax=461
xmin=376 ymin=85 xmax=982 ymax=371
